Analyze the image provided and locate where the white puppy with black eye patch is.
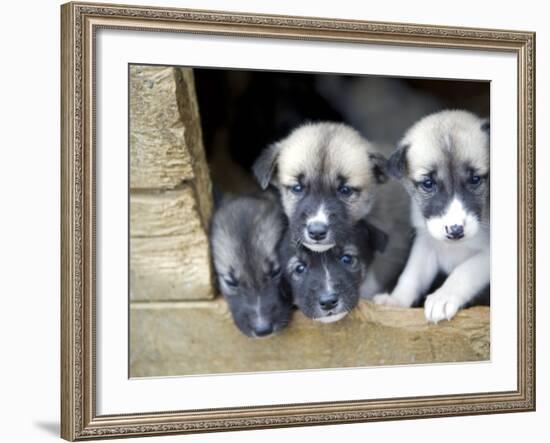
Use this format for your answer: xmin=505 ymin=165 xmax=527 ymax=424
xmin=374 ymin=110 xmax=490 ymax=323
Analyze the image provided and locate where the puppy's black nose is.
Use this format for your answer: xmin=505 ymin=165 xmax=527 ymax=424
xmin=307 ymin=222 xmax=328 ymax=241
xmin=319 ymin=293 xmax=339 ymax=311
xmin=253 ymin=323 xmax=273 ymax=337
xmin=445 ymin=224 xmax=464 ymax=239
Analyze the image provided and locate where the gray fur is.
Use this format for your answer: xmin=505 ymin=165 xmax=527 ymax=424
xmin=358 ymin=178 xmax=414 ymax=298
xmin=210 ymin=194 xmax=293 ymax=337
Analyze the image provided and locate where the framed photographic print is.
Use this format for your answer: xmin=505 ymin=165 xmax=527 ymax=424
xmin=61 ymin=1 xmax=536 ymax=440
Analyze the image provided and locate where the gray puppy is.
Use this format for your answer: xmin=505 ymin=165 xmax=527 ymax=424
xmin=280 ymin=220 xmax=388 ymax=323
xmin=210 ymin=194 xmax=293 ymax=337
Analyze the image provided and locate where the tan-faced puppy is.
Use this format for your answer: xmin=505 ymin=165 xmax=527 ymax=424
xmin=253 ymin=122 xmax=388 ymax=253
xmin=374 ymin=110 xmax=490 ymax=323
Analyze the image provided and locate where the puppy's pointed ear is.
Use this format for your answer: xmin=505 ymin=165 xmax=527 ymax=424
xmin=368 ymin=153 xmax=388 ymax=184
xmin=387 ymin=144 xmax=409 ymax=180
xmin=357 ymin=220 xmax=388 ymax=254
xmin=253 ymin=143 xmax=281 ymax=190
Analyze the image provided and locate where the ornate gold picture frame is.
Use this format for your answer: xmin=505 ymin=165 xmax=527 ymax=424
xmin=61 ymin=2 xmax=535 ymax=440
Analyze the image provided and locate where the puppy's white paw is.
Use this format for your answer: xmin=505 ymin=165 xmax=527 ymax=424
xmin=424 ymin=290 xmax=461 ymax=323
xmin=373 ymin=293 xmax=405 ymax=307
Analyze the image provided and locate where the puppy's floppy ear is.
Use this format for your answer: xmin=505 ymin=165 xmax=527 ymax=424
xmin=357 ymin=220 xmax=388 ymax=254
xmin=368 ymin=153 xmax=388 ymax=184
xmin=387 ymin=144 xmax=409 ymax=180
xmin=253 ymin=143 xmax=281 ymax=190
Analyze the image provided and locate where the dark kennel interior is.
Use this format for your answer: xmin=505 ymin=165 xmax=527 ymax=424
xmin=193 ymin=69 xmax=490 ymax=193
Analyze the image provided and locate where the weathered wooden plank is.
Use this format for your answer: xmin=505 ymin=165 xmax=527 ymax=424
xmin=130 ymin=65 xmax=182 ymax=130
xmin=129 ymin=65 xmax=213 ymax=214
xmin=130 ymin=300 xmax=490 ymax=377
xmin=130 ymin=126 xmax=195 ymax=189
xmin=130 ymin=186 xmax=203 ymax=237
xmin=130 ymin=65 xmax=192 ymax=189
xmin=129 ymin=65 xmax=214 ymax=301
xmin=130 ymin=234 xmax=214 ymax=301
xmin=176 ymin=68 xmax=212 ymax=223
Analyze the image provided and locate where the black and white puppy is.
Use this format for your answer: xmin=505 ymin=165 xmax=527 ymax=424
xmin=210 ymin=194 xmax=293 ymax=337
xmin=281 ymin=221 xmax=388 ymax=323
xmin=253 ymin=122 xmax=388 ymax=253
xmin=374 ymin=110 xmax=490 ymax=323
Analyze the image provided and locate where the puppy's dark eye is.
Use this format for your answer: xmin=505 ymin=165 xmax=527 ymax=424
xmin=270 ymin=266 xmax=282 ymax=279
xmin=340 ymin=254 xmax=355 ymax=265
xmin=421 ymin=178 xmax=436 ymax=192
xmin=469 ymin=174 xmax=482 ymax=186
xmin=223 ymin=276 xmax=239 ymax=288
xmin=290 ymin=184 xmax=304 ymax=194
xmin=337 ymin=185 xmax=354 ymax=196
xmin=294 ymin=263 xmax=307 ymax=275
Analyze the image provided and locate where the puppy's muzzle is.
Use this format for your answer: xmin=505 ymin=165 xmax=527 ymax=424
xmin=319 ymin=292 xmax=339 ymax=311
xmin=307 ymin=222 xmax=328 ymax=241
xmin=445 ymin=224 xmax=464 ymax=240
xmin=252 ymin=322 xmax=274 ymax=337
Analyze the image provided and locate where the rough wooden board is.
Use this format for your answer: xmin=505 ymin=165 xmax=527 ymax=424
xmin=130 ymin=126 xmax=195 ymax=189
xmin=130 ymin=66 xmax=179 ymax=128
xmin=129 ymin=65 xmax=215 ymax=301
xmin=176 ymin=68 xmax=212 ymax=224
xmin=130 ymin=65 xmax=190 ymax=189
xmin=130 ymin=234 xmax=214 ymax=301
xmin=129 ymin=299 xmax=490 ymax=377
xmin=129 ymin=65 xmax=213 ymax=209
xmin=130 ymin=186 xmax=203 ymax=237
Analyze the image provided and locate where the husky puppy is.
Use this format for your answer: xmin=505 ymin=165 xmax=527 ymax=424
xmin=210 ymin=194 xmax=293 ymax=337
xmin=280 ymin=221 xmax=388 ymax=323
xmin=253 ymin=121 xmax=412 ymax=296
xmin=253 ymin=122 xmax=389 ymax=253
xmin=374 ymin=110 xmax=490 ymax=323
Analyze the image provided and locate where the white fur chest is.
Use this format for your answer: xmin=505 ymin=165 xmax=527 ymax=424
xmin=426 ymin=229 xmax=489 ymax=274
